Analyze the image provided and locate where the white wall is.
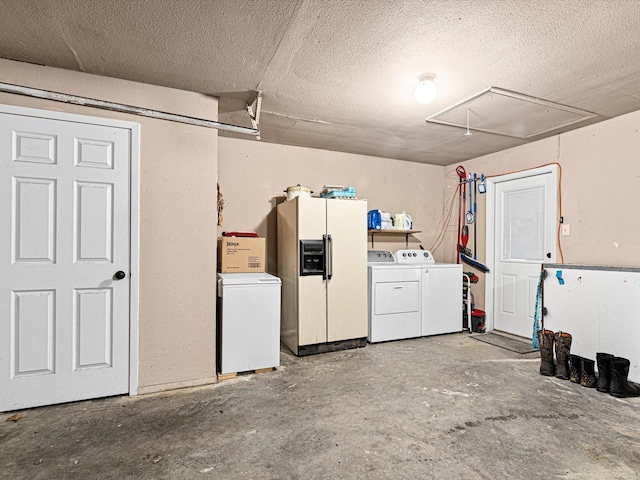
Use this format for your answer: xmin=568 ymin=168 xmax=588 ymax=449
xmin=218 ymin=137 xmax=447 ymax=273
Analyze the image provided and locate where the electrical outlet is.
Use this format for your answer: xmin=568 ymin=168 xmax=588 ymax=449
xmin=561 ymin=225 xmax=570 ymax=236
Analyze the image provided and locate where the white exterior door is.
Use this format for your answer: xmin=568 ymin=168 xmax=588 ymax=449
xmin=0 ymin=109 xmax=132 ymax=411
xmin=489 ymin=167 xmax=557 ymax=338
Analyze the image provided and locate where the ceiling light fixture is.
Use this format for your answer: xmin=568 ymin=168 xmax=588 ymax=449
xmin=414 ymin=73 xmax=437 ymax=104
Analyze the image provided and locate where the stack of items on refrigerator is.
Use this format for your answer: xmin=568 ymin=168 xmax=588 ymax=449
xmin=319 ymin=185 xmax=357 ymax=199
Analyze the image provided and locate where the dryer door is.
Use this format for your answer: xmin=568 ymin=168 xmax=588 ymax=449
xmin=369 ymin=267 xmax=422 ymax=343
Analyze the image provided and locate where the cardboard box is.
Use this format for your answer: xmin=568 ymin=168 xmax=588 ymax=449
xmin=218 ymin=237 xmax=266 ymax=273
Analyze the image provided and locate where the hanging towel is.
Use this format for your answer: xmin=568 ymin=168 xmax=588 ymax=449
xmin=531 ymin=269 xmax=544 ymax=350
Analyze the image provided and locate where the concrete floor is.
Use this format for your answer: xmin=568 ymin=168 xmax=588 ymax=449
xmin=1 ymin=333 xmax=639 ymax=480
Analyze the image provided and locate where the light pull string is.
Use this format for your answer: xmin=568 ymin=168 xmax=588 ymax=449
xmin=465 ymin=108 xmax=472 ymax=136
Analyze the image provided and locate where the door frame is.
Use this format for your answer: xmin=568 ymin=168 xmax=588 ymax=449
xmin=0 ymin=103 xmax=141 ymax=396
xmin=484 ymin=164 xmax=558 ymax=332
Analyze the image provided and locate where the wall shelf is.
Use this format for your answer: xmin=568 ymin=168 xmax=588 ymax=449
xmin=368 ymin=229 xmax=421 ymax=249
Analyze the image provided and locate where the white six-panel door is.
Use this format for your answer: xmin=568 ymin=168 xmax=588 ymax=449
xmin=0 ymin=109 xmax=132 ymax=411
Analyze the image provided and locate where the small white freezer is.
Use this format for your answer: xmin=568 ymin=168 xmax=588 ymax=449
xmin=217 ymin=272 xmax=281 ymax=375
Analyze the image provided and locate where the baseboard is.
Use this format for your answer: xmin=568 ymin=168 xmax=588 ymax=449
xmin=136 ymin=375 xmax=217 ymax=396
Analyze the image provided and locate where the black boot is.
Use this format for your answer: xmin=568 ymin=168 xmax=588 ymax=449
xmin=596 ymin=352 xmax=614 ymax=393
xmin=568 ymin=355 xmax=582 ymax=384
xmin=554 ymin=331 xmax=572 ymax=380
xmin=580 ymin=358 xmax=596 ymax=388
xmin=609 ymin=357 xmax=640 ymax=398
xmin=537 ymin=329 xmax=555 ymax=376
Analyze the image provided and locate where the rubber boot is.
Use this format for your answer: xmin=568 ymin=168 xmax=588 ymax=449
xmin=596 ymin=352 xmax=614 ymax=393
xmin=609 ymin=357 xmax=640 ymax=398
xmin=580 ymin=358 xmax=596 ymax=388
xmin=554 ymin=331 xmax=572 ymax=380
xmin=569 ymin=355 xmax=582 ymax=384
xmin=537 ymin=329 xmax=555 ymax=376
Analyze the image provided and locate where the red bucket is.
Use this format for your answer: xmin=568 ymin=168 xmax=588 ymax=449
xmin=471 ymin=308 xmax=485 ymax=333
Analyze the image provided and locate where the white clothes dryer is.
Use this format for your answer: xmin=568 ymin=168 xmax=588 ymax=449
xmin=396 ymin=249 xmax=463 ymax=336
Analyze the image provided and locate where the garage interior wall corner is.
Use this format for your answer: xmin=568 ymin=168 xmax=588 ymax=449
xmin=444 ymin=108 xmax=640 ymax=312
xmin=0 ymin=57 xmax=218 ymax=394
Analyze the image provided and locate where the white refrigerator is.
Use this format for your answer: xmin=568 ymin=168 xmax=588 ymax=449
xmin=217 ymin=272 xmax=281 ymax=374
xmin=277 ymin=197 xmax=368 ymax=356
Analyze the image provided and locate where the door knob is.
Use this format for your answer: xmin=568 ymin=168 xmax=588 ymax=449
xmin=113 ymin=271 xmax=126 ymax=280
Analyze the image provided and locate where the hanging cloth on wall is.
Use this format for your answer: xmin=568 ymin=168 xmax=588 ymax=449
xmin=217 ymin=183 xmax=225 ymax=227
xmin=531 ymin=267 xmax=545 ymax=350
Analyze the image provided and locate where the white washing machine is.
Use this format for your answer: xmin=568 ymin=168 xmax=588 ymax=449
xmin=396 ymin=249 xmax=463 ymax=336
xmin=367 ymin=250 xmax=422 ymax=343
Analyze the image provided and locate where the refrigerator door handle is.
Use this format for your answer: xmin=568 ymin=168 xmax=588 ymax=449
xmin=327 ymin=234 xmax=333 ymax=280
xmin=322 ymin=234 xmax=328 ymax=280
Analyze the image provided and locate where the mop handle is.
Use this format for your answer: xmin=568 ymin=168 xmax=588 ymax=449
xmin=473 ymin=173 xmax=477 ymax=213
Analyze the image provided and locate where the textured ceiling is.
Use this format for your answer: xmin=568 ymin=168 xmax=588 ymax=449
xmin=1 ymin=0 xmax=640 ymax=165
